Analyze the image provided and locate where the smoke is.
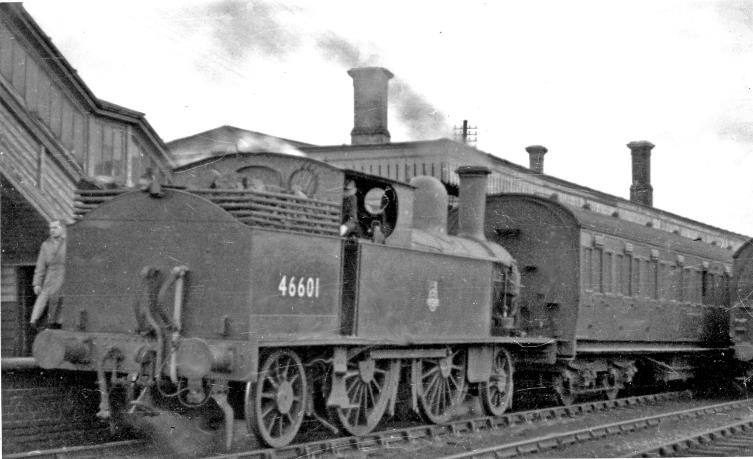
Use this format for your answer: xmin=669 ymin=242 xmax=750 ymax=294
xmin=716 ymin=0 xmax=753 ymax=32
xmin=717 ymin=119 xmax=753 ymax=145
xmin=204 ymin=0 xmax=300 ymax=59
xmin=391 ymin=79 xmax=453 ymax=140
xmin=199 ymin=0 xmax=452 ymax=141
xmin=317 ymin=34 xmax=450 ymax=139
xmin=316 ymin=33 xmax=379 ymax=68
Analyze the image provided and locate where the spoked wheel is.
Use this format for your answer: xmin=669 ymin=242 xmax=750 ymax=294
xmin=479 ymin=347 xmax=513 ymax=416
xmin=245 ymin=349 xmax=307 ymax=448
xmin=414 ymin=349 xmax=467 ymax=424
xmin=553 ymin=371 xmax=576 ymax=406
xmin=329 ymin=354 xmax=401 ymax=436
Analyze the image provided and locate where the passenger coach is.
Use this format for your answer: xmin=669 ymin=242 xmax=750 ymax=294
xmin=477 ymin=193 xmax=733 ymax=403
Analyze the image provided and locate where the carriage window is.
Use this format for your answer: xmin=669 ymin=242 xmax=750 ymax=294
xmin=649 ymin=260 xmax=658 ymax=300
xmin=721 ymin=272 xmax=730 ymax=306
xmin=694 ymin=270 xmax=703 ymax=304
xmin=593 ymin=248 xmax=603 ymax=292
xmin=659 ymin=263 xmax=668 ymax=300
xmin=583 ymin=247 xmax=592 ymax=291
xmin=604 ymin=252 xmax=613 ymax=294
xmin=616 ymin=254 xmax=624 ymax=295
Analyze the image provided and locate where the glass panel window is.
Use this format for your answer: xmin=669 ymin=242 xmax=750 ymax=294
xmin=112 ymin=129 xmax=124 ymax=180
xmin=649 ymin=260 xmax=658 ymax=300
xmin=625 ymin=254 xmax=633 ymax=296
xmin=594 ymin=248 xmax=603 ymax=292
xmin=583 ymin=247 xmax=592 ymax=291
xmin=616 ymin=254 xmax=624 ymax=295
xmin=99 ymin=125 xmax=114 ymax=176
xmin=605 ymin=252 xmax=613 ymax=293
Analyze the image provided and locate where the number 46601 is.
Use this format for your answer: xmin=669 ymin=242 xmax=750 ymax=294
xmin=278 ymin=275 xmax=320 ymax=298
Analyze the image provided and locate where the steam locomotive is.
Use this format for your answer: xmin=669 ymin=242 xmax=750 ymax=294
xmin=32 ymin=151 xmax=744 ymax=450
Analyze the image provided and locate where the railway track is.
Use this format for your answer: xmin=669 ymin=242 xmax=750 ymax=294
xmin=3 ymin=439 xmax=148 ymax=459
xmin=6 ymin=391 xmax=690 ymax=458
xmin=632 ymin=418 xmax=753 ymax=457
xmin=439 ymin=398 xmax=753 ymax=459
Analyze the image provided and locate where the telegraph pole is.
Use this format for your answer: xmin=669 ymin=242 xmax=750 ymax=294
xmin=454 ymin=120 xmax=477 ymax=146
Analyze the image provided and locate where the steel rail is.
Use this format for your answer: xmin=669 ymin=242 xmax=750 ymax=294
xmin=438 ymin=398 xmax=753 ymax=459
xmin=632 ymin=418 xmax=753 ymax=457
xmin=205 ymin=391 xmax=688 ymax=459
xmin=5 ymin=391 xmax=695 ymax=459
xmin=3 ymin=439 xmax=146 ymax=459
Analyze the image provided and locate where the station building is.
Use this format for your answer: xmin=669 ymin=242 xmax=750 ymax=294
xmin=168 ymin=67 xmax=749 ymax=253
xmin=0 ymin=3 xmax=172 ymax=359
xmin=1 ymin=4 xmax=175 ymax=452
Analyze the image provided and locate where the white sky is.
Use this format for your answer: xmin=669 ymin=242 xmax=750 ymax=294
xmin=24 ymin=0 xmax=753 ymax=236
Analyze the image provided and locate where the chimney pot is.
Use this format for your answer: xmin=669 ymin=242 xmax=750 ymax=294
xmin=348 ymin=67 xmax=393 ymax=145
xmin=628 ymin=140 xmax=655 ymax=206
xmin=525 ymin=145 xmax=548 ymax=174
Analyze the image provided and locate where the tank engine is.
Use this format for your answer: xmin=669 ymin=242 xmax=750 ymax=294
xmin=32 ymin=154 xmax=552 ymax=450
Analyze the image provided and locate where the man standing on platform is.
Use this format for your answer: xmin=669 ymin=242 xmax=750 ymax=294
xmin=30 ymin=219 xmax=66 ymax=329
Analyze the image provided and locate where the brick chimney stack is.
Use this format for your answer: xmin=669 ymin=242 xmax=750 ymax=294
xmin=526 ymin=145 xmax=548 ymax=174
xmin=348 ymin=67 xmax=393 ymax=145
xmin=628 ymin=140 xmax=655 ymax=206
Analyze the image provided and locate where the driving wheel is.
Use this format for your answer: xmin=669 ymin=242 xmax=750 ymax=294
xmin=414 ymin=349 xmax=467 ymax=424
xmin=245 ymin=349 xmax=307 ymax=448
xmin=328 ymin=354 xmax=400 ymax=436
xmin=479 ymin=347 xmax=513 ymax=416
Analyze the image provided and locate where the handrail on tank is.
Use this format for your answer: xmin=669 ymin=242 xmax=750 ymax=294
xmin=166 ymin=266 xmax=189 ymax=384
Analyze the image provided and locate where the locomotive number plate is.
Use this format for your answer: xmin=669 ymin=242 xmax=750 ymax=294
xmin=278 ymin=275 xmax=321 ymax=298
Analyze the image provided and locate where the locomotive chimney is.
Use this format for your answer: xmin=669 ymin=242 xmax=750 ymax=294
xmin=348 ymin=67 xmax=393 ymax=145
xmin=456 ymin=166 xmax=490 ymax=241
xmin=526 ymin=145 xmax=548 ymax=174
xmin=628 ymin=140 xmax=655 ymax=206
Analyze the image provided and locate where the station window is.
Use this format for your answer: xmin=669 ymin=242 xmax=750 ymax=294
xmin=632 ymin=257 xmax=640 ymax=297
xmin=624 ymin=254 xmax=633 ymax=296
xmin=677 ymin=267 xmax=684 ymax=302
